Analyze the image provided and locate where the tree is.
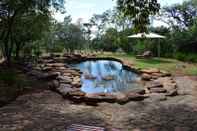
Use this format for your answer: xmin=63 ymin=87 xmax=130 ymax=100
xmin=46 ymin=17 xmax=85 ymax=53
xmin=161 ymin=0 xmax=197 ymax=29
xmin=116 ymin=0 xmax=160 ymax=32
xmin=101 ymin=28 xmax=119 ymax=52
xmin=0 ymin=0 xmax=65 ymax=63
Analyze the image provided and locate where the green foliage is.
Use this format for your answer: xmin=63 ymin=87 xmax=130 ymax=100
xmin=162 ymin=0 xmax=197 ymax=28
xmin=0 ymin=71 xmax=17 ymax=85
xmin=117 ymin=0 xmax=160 ymax=32
xmin=133 ymin=41 xmax=146 ymax=54
xmin=0 ymin=69 xmax=26 ymax=89
xmin=174 ymin=52 xmax=197 ymax=62
xmin=0 ymin=0 xmax=65 ymax=63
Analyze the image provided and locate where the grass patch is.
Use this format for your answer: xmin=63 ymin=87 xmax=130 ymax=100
xmin=98 ymin=52 xmax=197 ymax=76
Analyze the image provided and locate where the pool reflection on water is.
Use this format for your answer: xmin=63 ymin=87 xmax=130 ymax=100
xmin=72 ymin=60 xmax=143 ymax=94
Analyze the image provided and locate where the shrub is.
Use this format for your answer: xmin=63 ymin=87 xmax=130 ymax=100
xmin=174 ymin=52 xmax=197 ymax=63
xmin=0 ymin=69 xmax=26 ymax=88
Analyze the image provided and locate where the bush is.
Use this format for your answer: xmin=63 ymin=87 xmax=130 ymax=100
xmin=0 ymin=69 xmax=26 ymax=88
xmin=0 ymin=69 xmax=25 ymax=106
xmin=174 ymin=52 xmax=197 ymax=62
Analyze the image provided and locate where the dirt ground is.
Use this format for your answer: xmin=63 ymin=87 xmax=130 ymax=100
xmin=0 ymin=76 xmax=197 ymax=131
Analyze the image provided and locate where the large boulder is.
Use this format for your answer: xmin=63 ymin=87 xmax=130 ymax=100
xmin=48 ymin=80 xmax=60 ymax=90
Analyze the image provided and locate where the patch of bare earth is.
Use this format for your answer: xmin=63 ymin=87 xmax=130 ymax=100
xmin=0 ymin=76 xmax=197 ymax=131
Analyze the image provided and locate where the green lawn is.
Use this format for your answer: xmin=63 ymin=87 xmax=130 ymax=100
xmin=98 ymin=52 xmax=197 ymax=76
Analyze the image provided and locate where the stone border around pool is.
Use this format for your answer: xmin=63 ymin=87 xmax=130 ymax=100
xmin=22 ymin=53 xmax=178 ymax=105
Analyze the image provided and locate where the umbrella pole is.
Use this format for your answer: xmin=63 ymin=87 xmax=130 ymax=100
xmin=158 ymin=40 xmax=160 ymax=58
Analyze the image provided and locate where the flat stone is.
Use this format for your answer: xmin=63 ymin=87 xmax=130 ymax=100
xmin=129 ymin=88 xmax=146 ymax=95
xmin=160 ymin=70 xmax=171 ymax=76
xmin=85 ymin=93 xmax=116 ymax=103
xmin=126 ymin=92 xmax=147 ymax=101
xmin=42 ymin=72 xmax=60 ymax=80
xmin=71 ymin=82 xmax=81 ymax=88
xmin=68 ymin=90 xmax=86 ymax=97
xmin=141 ymin=68 xmax=160 ymax=74
xmin=57 ymin=76 xmax=72 ymax=84
xmin=152 ymin=73 xmax=163 ymax=78
xmin=40 ymin=59 xmax=55 ymax=63
xmin=149 ymin=88 xmax=167 ymax=93
xmin=55 ymin=67 xmax=67 ymax=70
xmin=146 ymin=81 xmax=163 ymax=89
xmin=73 ymin=77 xmax=81 ymax=82
xmin=141 ymin=73 xmax=152 ymax=81
xmin=59 ymin=83 xmax=72 ymax=89
xmin=163 ymin=83 xmax=177 ymax=92
xmin=42 ymin=66 xmax=53 ymax=72
xmin=46 ymin=63 xmax=66 ymax=67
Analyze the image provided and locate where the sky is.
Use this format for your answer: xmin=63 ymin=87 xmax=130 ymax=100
xmin=54 ymin=0 xmax=188 ymax=24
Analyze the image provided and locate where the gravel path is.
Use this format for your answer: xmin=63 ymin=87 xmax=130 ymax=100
xmin=0 ymin=76 xmax=197 ymax=131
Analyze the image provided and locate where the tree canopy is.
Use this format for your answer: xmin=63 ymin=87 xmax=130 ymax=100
xmin=116 ymin=0 xmax=160 ymax=32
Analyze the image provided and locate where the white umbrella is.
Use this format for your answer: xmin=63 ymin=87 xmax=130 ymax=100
xmin=128 ymin=32 xmax=166 ymax=57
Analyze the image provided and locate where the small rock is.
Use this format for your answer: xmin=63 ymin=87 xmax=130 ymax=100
xmin=84 ymin=74 xmax=97 ymax=80
xmin=102 ymin=75 xmax=115 ymax=81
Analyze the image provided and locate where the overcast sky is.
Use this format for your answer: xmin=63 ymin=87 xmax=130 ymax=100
xmin=54 ymin=0 xmax=188 ymax=24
